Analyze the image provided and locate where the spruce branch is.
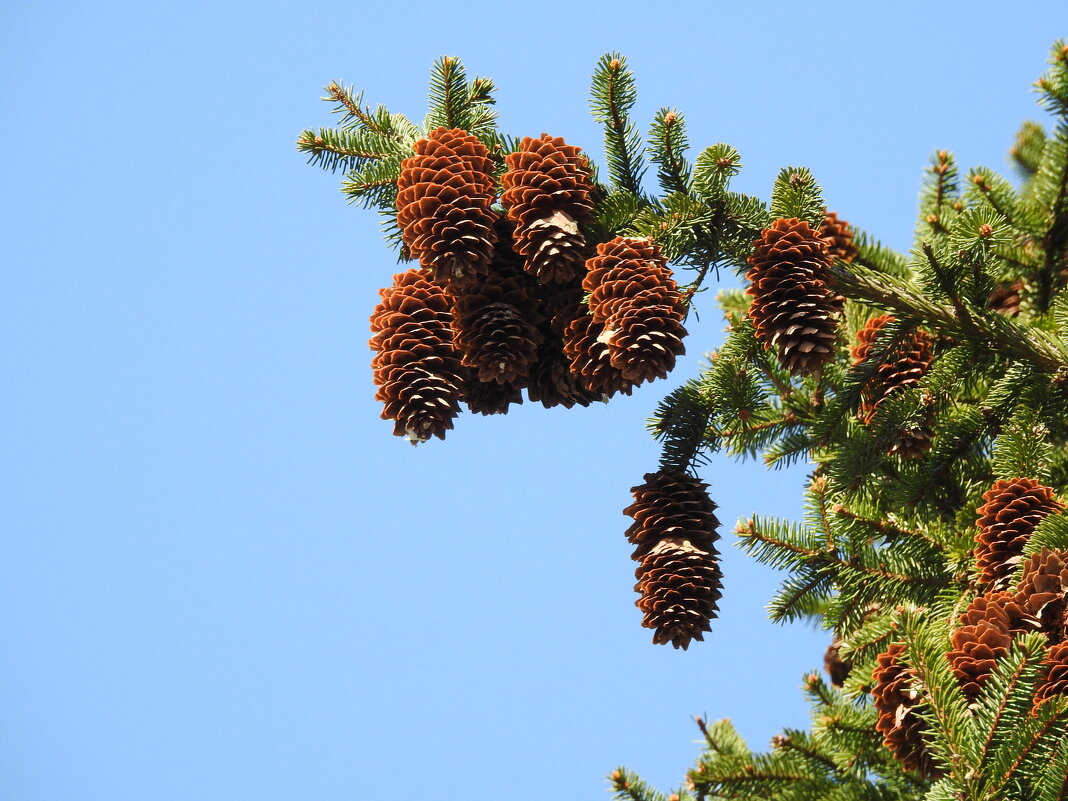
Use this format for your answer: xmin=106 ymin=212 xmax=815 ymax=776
xmin=590 ymin=52 xmax=646 ymax=197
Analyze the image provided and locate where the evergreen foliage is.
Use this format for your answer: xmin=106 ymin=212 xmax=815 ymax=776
xmin=299 ymin=39 xmax=1068 ymax=801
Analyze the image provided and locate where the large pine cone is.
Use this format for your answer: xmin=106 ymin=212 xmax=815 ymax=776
xmin=623 ymin=470 xmax=722 ymax=649
xmin=1034 ymin=641 xmax=1068 ymax=709
xmin=851 ymin=314 xmax=935 ymax=457
xmin=819 ymin=210 xmax=858 ymax=263
xmin=947 ymin=592 xmax=1023 ymax=701
xmin=501 ymin=134 xmax=595 ymax=283
xmin=460 ymin=370 xmax=523 ymax=415
xmin=1014 ymin=548 xmax=1068 ymax=644
xmin=526 ymin=283 xmax=602 ymax=408
xmin=871 ymin=643 xmax=943 ymax=779
xmin=396 ymin=128 xmax=498 ymax=288
xmin=747 ymin=218 xmax=843 ymax=376
xmin=369 ymin=269 xmax=464 ymax=443
xmin=975 ymin=479 xmax=1063 ymax=591
xmin=450 ymin=262 xmax=543 ymax=387
xmin=561 ymin=305 xmax=635 ymax=399
xmin=582 ymin=237 xmax=687 ymax=384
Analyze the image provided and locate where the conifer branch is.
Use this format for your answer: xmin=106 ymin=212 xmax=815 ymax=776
xmin=832 ymin=260 xmax=1068 ymax=372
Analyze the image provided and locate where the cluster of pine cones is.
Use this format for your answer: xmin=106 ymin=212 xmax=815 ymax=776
xmin=870 ymin=477 xmax=1068 ymax=778
xmin=370 ymin=128 xmax=687 ymax=443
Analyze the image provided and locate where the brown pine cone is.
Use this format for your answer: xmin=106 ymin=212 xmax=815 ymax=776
xmin=501 ymin=133 xmax=596 ymax=283
xmin=947 ymin=592 xmax=1022 ymax=702
xmin=522 ymin=282 xmax=600 ymax=409
xmin=819 ymin=210 xmax=858 ymax=263
xmin=1014 ymin=548 xmax=1068 ymax=644
xmin=871 ymin=643 xmax=943 ymax=779
xmin=396 ymin=128 xmax=498 ymax=288
xmin=746 ymin=218 xmax=842 ymax=376
xmin=460 ymin=370 xmax=523 ymax=415
xmin=987 ymin=279 xmax=1024 ymax=317
xmin=624 ymin=470 xmax=722 ymax=650
xmin=450 ymin=265 xmax=543 ymax=387
xmin=561 ymin=309 xmax=635 ymax=399
xmin=975 ymin=479 xmax=1064 ymax=591
xmin=369 ymin=269 xmax=464 ymax=443
xmin=634 ymin=537 xmax=723 ymax=650
xmin=851 ymin=314 xmax=936 ymax=457
xmin=824 ymin=640 xmax=852 ymax=687
xmin=582 ymin=237 xmax=687 ymax=385
xmin=1034 ymin=641 xmax=1068 ymax=709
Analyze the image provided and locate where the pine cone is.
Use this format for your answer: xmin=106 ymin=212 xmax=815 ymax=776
xmin=819 ymin=210 xmax=858 ymax=262
xmin=1015 ymin=548 xmax=1068 ymax=644
xmin=975 ymin=479 xmax=1064 ymax=591
xmin=460 ymin=370 xmax=523 ymax=415
xmin=623 ymin=470 xmax=722 ymax=649
xmin=824 ymin=640 xmax=852 ymax=687
xmin=871 ymin=643 xmax=943 ymax=779
xmin=369 ymin=269 xmax=464 ymax=443
xmin=396 ymin=128 xmax=498 ymax=288
xmin=1034 ymin=641 xmax=1068 ymax=708
xmin=582 ymin=237 xmax=687 ymax=384
xmin=450 ymin=265 xmax=543 ymax=387
xmin=561 ymin=309 xmax=634 ymax=399
xmin=746 ymin=218 xmax=842 ymax=376
xmin=988 ymin=279 xmax=1024 ymax=317
xmin=947 ymin=592 xmax=1023 ymax=701
xmin=520 ymin=281 xmax=600 ymax=408
xmin=851 ymin=314 xmax=935 ymax=457
xmin=501 ymin=134 xmax=595 ymax=283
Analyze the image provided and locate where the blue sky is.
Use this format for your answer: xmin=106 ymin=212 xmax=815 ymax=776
xmin=2 ymin=3 xmax=1062 ymax=800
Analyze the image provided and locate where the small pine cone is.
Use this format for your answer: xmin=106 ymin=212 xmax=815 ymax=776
xmin=947 ymin=592 xmax=1020 ymax=701
xmin=526 ymin=334 xmax=601 ymax=409
xmin=369 ymin=269 xmax=464 ymax=443
xmin=396 ymin=128 xmax=498 ymax=288
xmin=624 ymin=470 xmax=722 ymax=650
xmin=988 ymin=279 xmax=1024 ymax=317
xmin=501 ymin=133 xmax=596 ymax=283
xmin=851 ymin=314 xmax=936 ymax=457
xmin=1015 ymin=549 xmax=1068 ymax=644
xmin=1034 ymin=641 xmax=1068 ymax=708
xmin=450 ymin=266 xmax=544 ymax=386
xmin=824 ymin=640 xmax=852 ymax=687
xmin=460 ymin=370 xmax=523 ymax=415
xmin=975 ymin=479 xmax=1064 ymax=591
xmin=634 ymin=537 xmax=723 ymax=650
xmin=746 ymin=218 xmax=842 ymax=376
xmin=819 ymin=210 xmax=858 ymax=263
xmin=871 ymin=643 xmax=943 ymax=779
xmin=582 ymin=237 xmax=687 ymax=385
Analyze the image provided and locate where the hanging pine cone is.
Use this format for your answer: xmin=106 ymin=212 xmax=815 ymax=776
xmin=369 ymin=269 xmax=464 ymax=443
xmin=824 ymin=640 xmax=852 ymax=687
xmin=623 ymin=470 xmax=722 ymax=649
xmin=582 ymin=237 xmax=687 ymax=384
xmin=988 ymin=279 xmax=1024 ymax=317
xmin=525 ymin=282 xmax=602 ymax=408
xmin=819 ymin=210 xmax=858 ymax=263
xmin=501 ymin=134 xmax=595 ymax=283
xmin=975 ymin=479 xmax=1064 ymax=591
xmin=871 ymin=643 xmax=943 ymax=779
xmin=947 ymin=591 xmax=1024 ymax=702
xmin=396 ymin=127 xmax=498 ymax=288
xmin=1034 ymin=641 xmax=1068 ymax=709
xmin=746 ymin=218 xmax=842 ymax=376
xmin=561 ymin=308 xmax=635 ymax=399
xmin=460 ymin=370 xmax=523 ymax=415
xmin=449 ymin=263 xmax=544 ymax=387
xmin=1014 ymin=548 xmax=1068 ymax=643
xmin=851 ymin=314 xmax=935 ymax=457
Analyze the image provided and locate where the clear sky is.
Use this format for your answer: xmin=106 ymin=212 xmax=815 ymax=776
xmin=2 ymin=3 xmax=1062 ymax=800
